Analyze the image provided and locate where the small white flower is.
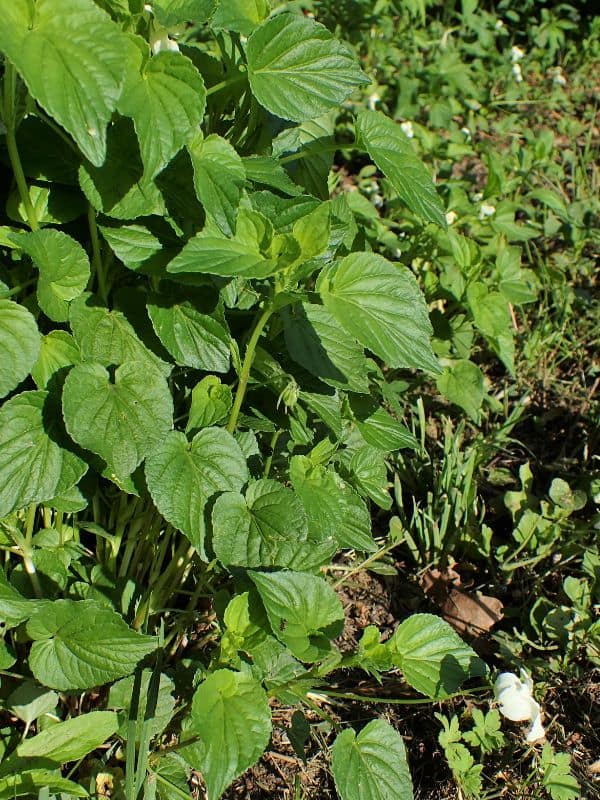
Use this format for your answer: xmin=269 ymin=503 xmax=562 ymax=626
xmin=151 ymin=31 xmax=180 ymax=54
xmin=512 ymin=63 xmax=523 ymax=83
xmin=479 ymin=203 xmax=496 ymax=220
xmin=495 ymin=19 xmax=505 ymax=30
xmin=144 ymin=3 xmax=153 ymax=11
xmin=372 ymin=193 xmax=384 ymax=209
xmin=400 ymin=121 xmax=414 ymax=139
xmin=460 ymin=126 xmax=472 ymax=141
xmin=445 ymin=210 xmax=458 ymax=225
xmin=511 ymin=45 xmax=525 ymax=63
xmin=472 ymin=192 xmax=483 ymax=202
xmin=550 ymin=67 xmax=567 ymax=87
xmin=494 ymin=669 xmax=545 ymax=743
xmin=368 ymin=92 xmax=380 ymax=111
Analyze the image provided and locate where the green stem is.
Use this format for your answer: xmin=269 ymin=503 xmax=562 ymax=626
xmin=3 ymin=62 xmax=38 ymax=231
xmin=227 ymin=304 xmax=274 ymax=434
xmin=3 ymin=278 xmax=37 ymax=298
xmin=87 ymin=205 xmax=107 ymax=302
xmin=319 ymin=685 xmax=490 ymax=705
xmin=206 ymin=73 xmax=247 ymax=97
xmin=263 ymin=429 xmax=282 ymax=478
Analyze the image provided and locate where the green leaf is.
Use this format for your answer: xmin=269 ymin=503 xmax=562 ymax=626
xmin=98 ymin=222 xmax=169 ymax=274
xmin=355 ymin=110 xmax=446 ymax=226
xmin=167 ymin=222 xmax=276 ymax=279
xmin=0 ymin=391 xmax=87 ymax=519
xmin=247 ymin=13 xmax=368 ymax=122
xmin=437 ymin=360 xmax=484 ymax=422
xmin=79 ymin=116 xmax=165 ymax=219
xmin=290 ymin=455 xmax=376 ymax=552
xmin=147 ymin=293 xmax=230 ymax=371
xmin=145 ymin=428 xmax=248 ymax=552
xmin=0 ymin=770 xmax=86 ymax=799
xmin=331 ymin=719 xmax=414 ymax=800
xmin=31 ymin=331 xmax=81 ymax=390
xmin=7 ymin=183 xmax=85 ymax=227
xmin=242 ymin=155 xmax=301 ymax=197
xmin=27 ymin=599 xmax=157 ymax=690
xmin=62 ymin=361 xmax=173 ymax=483
xmin=273 ymin=115 xmax=335 ymax=199
xmin=108 ymin=670 xmax=175 ymax=741
xmin=15 ymin=230 xmax=90 ymax=322
xmin=0 ymin=299 xmax=40 ymax=399
xmin=188 ymin=134 xmax=245 ymax=236
xmin=187 ymin=376 xmax=232 ymax=431
xmin=0 ymin=0 xmax=129 ymax=166
xmin=541 ymin=743 xmax=580 ymax=800
xmin=388 ymin=613 xmax=486 ymax=699
xmin=348 ymin=446 xmax=392 ymax=510
xmin=181 ymin=670 xmax=271 ymax=800
xmin=350 ymin=398 xmax=418 ymax=452
xmin=8 ymin=682 xmax=59 ymax=726
xmin=17 ymin=710 xmax=118 ymax=762
xmin=153 ymin=0 xmax=217 ymax=26
xmin=119 ymin=49 xmax=206 ymax=180
xmin=212 ymin=479 xmax=311 ymax=568
xmin=69 ymin=293 xmax=171 ymax=377
xmin=466 ymin=282 xmax=514 ymax=374
xmin=318 ymin=252 xmax=439 ymax=373
xmin=250 ymin=570 xmax=344 ymax=661
xmin=283 ymin=303 xmax=370 ymax=393
xmin=0 ymin=571 xmax=39 ymax=629
xmin=211 ymin=0 xmax=269 ymax=35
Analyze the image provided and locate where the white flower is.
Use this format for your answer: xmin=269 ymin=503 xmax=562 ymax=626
xmin=495 ymin=19 xmax=505 ymax=30
xmin=151 ymin=30 xmax=180 ymax=54
xmin=368 ymin=92 xmax=380 ymax=111
xmin=512 ymin=63 xmax=523 ymax=83
xmin=144 ymin=3 xmax=153 ymax=11
xmin=479 ymin=202 xmax=496 ymax=220
xmin=460 ymin=126 xmax=472 ymax=141
xmin=472 ymin=192 xmax=483 ymax=202
xmin=445 ymin=210 xmax=458 ymax=225
xmin=511 ymin=45 xmax=525 ymax=63
xmin=400 ymin=121 xmax=414 ymax=139
xmin=550 ymin=67 xmax=567 ymax=87
xmin=494 ymin=670 xmax=545 ymax=743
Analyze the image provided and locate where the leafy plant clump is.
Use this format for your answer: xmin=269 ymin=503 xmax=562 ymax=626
xmin=0 ymin=1 xmax=488 ymax=798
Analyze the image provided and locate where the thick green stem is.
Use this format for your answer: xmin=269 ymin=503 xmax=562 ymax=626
xmin=206 ymin=73 xmax=247 ymax=97
xmin=227 ymin=304 xmax=274 ymax=434
xmin=87 ymin=205 xmax=107 ymax=302
xmin=3 ymin=62 xmax=38 ymax=231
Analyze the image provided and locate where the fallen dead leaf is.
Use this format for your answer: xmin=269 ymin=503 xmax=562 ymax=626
xmin=421 ymin=567 xmax=504 ymax=637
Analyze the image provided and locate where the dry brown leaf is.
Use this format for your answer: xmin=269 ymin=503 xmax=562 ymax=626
xmin=421 ymin=567 xmax=504 ymax=637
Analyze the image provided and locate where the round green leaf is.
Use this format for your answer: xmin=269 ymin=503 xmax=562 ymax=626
xmin=31 ymin=330 xmax=81 ymax=390
xmin=181 ymin=669 xmax=271 ymax=800
xmin=250 ymin=570 xmax=344 ymax=662
xmin=145 ymin=428 xmax=248 ymax=552
xmin=388 ymin=613 xmax=487 ymax=699
xmin=0 ymin=299 xmax=41 ymax=399
xmin=212 ymin=478 xmax=309 ymax=568
xmin=247 ymin=14 xmax=368 ymax=122
xmin=211 ymin=0 xmax=269 ymax=35
xmin=27 ymin=599 xmax=157 ymax=691
xmin=317 ymin=252 xmax=440 ymax=374
xmin=62 ymin=361 xmax=173 ymax=483
xmin=0 ymin=391 xmax=87 ymax=519
xmin=147 ymin=295 xmax=230 ymax=372
xmin=331 ymin=719 xmax=414 ymax=800
xmin=153 ymin=0 xmax=217 ymax=26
